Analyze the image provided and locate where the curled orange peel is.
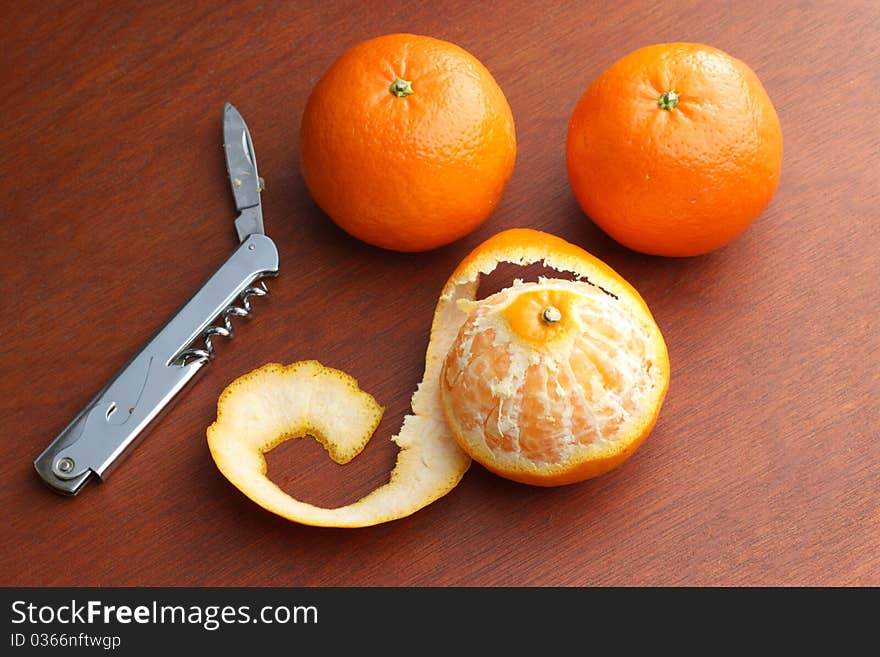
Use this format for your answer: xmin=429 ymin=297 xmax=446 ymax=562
xmin=207 ymin=228 xmax=666 ymax=526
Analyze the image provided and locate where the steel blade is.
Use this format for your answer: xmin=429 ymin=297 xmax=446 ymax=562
xmin=223 ymin=103 xmax=264 ymax=239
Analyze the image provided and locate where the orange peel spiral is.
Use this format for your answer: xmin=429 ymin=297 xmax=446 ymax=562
xmin=207 ymin=229 xmax=669 ymax=526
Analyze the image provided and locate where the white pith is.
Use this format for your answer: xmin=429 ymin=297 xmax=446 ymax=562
xmin=442 ymin=278 xmax=664 ymax=469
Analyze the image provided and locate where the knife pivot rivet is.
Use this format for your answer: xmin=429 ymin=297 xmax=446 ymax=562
xmin=248 ymin=244 xmax=255 ymax=251
xmin=56 ymin=457 xmax=75 ymax=474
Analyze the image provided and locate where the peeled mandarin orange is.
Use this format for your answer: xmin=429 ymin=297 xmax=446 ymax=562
xmin=207 ymin=229 xmax=668 ymax=527
xmin=440 ymin=235 xmax=669 ymax=486
xmin=566 ymin=42 xmax=783 ymax=256
xmin=300 ymin=33 xmax=516 ymax=252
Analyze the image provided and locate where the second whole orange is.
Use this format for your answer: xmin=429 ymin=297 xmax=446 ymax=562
xmin=566 ymin=43 xmax=783 ymax=257
xmin=300 ymin=33 xmax=516 ymax=252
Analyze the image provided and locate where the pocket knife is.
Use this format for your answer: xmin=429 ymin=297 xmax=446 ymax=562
xmin=34 ymin=104 xmax=279 ymax=495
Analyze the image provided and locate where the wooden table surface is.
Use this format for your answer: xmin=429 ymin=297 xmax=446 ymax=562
xmin=2 ymin=0 xmax=877 ymax=587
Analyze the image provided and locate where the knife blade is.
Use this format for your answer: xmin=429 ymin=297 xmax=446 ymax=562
xmin=225 ymin=103 xmax=265 ymax=242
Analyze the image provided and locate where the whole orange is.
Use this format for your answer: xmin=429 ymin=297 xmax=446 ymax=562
xmin=300 ymin=34 xmax=516 ymax=252
xmin=566 ymin=43 xmax=783 ymax=257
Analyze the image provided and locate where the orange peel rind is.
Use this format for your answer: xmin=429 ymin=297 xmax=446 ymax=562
xmin=207 ymin=360 xmax=470 ymax=528
xmin=207 ymin=228 xmax=668 ymax=526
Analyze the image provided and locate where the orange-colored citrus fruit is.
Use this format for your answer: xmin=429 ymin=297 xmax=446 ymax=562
xmin=566 ymin=42 xmax=783 ymax=257
xmin=300 ymin=33 xmax=516 ymax=252
xmin=440 ymin=229 xmax=669 ymax=485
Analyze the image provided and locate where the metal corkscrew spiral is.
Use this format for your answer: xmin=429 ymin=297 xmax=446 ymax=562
xmin=176 ymin=280 xmax=270 ymax=365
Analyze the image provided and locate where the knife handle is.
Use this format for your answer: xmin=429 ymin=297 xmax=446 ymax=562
xmin=33 ymin=233 xmax=279 ymax=495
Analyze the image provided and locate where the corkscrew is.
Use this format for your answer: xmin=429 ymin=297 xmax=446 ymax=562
xmin=176 ymin=281 xmax=271 ymax=364
xmin=34 ymin=104 xmax=279 ymax=495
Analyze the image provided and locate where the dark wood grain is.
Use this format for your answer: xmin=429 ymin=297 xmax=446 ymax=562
xmin=1 ymin=0 xmax=878 ymax=587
